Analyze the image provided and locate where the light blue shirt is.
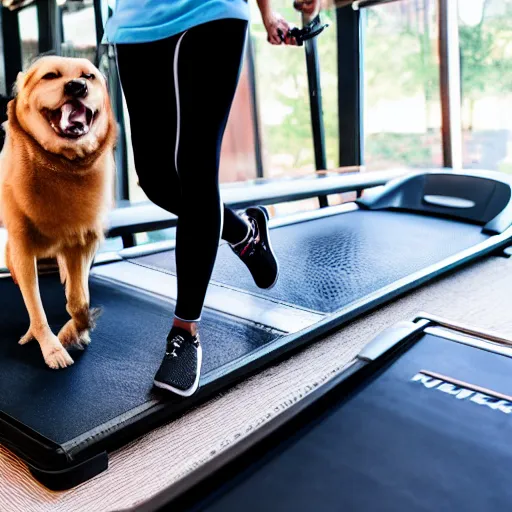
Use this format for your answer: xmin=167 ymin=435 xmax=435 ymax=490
xmin=104 ymin=0 xmax=250 ymax=44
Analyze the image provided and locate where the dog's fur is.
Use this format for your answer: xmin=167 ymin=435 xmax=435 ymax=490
xmin=0 ymin=56 xmax=116 ymax=369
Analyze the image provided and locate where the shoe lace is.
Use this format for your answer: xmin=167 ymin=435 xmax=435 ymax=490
xmin=240 ymin=219 xmax=262 ymax=257
xmin=166 ymin=334 xmax=185 ymax=358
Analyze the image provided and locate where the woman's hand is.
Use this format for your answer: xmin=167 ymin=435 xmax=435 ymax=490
xmin=257 ymin=1 xmax=297 ymax=45
xmin=262 ymin=11 xmax=297 ymax=45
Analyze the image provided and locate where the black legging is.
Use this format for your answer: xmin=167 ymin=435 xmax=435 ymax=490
xmin=116 ymin=19 xmax=250 ymax=322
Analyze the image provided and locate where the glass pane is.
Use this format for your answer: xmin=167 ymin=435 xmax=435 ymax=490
xmin=364 ymin=0 xmax=443 ymax=170
xmin=18 ymin=5 xmax=39 ymax=68
xmin=459 ymin=0 xmax=512 ymax=172
xmin=249 ymin=0 xmax=316 ymax=177
xmin=61 ymin=1 xmax=97 ymax=61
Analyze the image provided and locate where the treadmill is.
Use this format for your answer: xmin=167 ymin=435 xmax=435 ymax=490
xmin=0 ymin=169 xmax=512 ymax=490
xmin=137 ymin=313 xmax=512 ymax=511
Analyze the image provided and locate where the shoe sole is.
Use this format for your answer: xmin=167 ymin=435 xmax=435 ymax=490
xmin=153 ymin=343 xmax=203 ymax=397
xmin=246 ymin=206 xmax=280 ymax=290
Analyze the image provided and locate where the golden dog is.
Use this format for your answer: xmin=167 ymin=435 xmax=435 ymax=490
xmin=0 ymin=56 xmax=116 ymax=369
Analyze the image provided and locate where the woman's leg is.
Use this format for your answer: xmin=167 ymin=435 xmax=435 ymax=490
xmin=116 ymin=20 xmax=250 ymax=395
xmin=117 ymin=20 xmax=279 ymax=396
xmin=116 ymin=36 xmax=250 ymax=247
xmin=116 ymin=38 xmax=182 ymax=215
xmin=170 ymin=19 xmax=249 ymax=323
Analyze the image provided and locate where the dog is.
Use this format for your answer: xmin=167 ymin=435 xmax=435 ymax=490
xmin=0 ymin=56 xmax=116 ymax=369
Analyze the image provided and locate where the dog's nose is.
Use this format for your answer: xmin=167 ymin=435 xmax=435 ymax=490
xmin=64 ymin=79 xmax=88 ymax=98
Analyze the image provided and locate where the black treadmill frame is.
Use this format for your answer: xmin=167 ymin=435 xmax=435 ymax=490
xmin=134 ymin=313 xmax=512 ymax=512
xmin=2 ymin=170 xmax=512 ymax=490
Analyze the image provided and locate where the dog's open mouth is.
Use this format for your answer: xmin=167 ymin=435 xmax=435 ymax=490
xmin=46 ymin=100 xmax=96 ymax=139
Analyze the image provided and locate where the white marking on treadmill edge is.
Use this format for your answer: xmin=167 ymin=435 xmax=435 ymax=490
xmin=174 ymin=31 xmax=188 ymax=175
xmin=120 ymin=239 xmax=177 ymax=259
xmin=93 ymin=252 xmax=123 ymax=265
xmin=91 ymin=261 xmax=323 ymax=333
xmin=269 ymin=202 xmax=359 ymax=229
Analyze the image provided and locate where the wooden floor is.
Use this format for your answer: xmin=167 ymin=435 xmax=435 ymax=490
xmin=1 ymin=251 xmax=512 ymax=511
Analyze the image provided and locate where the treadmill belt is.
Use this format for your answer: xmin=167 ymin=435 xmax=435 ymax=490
xmin=0 ymin=276 xmax=280 ymax=444
xmin=132 ymin=210 xmax=488 ymax=312
xmin=183 ymin=332 xmax=512 ymax=512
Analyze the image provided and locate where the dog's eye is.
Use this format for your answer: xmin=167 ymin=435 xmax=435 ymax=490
xmin=81 ymin=73 xmax=95 ymax=80
xmin=42 ymin=72 xmax=60 ymax=80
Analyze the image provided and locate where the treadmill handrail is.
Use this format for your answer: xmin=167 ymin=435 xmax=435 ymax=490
xmin=107 ymin=168 xmax=407 ymax=238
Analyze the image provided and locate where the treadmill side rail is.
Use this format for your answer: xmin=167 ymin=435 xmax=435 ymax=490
xmin=357 ymin=320 xmax=429 ymax=362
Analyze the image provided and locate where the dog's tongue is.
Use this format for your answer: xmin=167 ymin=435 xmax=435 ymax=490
xmin=60 ymin=102 xmax=89 ymax=137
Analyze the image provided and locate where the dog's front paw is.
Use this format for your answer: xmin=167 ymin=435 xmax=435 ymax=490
xmin=29 ymin=329 xmax=74 ymax=369
xmin=58 ymin=319 xmax=91 ymax=350
xmin=43 ymin=343 xmax=74 ymax=369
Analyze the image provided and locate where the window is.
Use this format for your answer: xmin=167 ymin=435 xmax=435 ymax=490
xmin=249 ymin=0 xmax=316 ymax=178
xmin=248 ymin=1 xmax=339 ymax=215
xmin=459 ymin=0 xmax=512 ymax=172
xmin=18 ymin=5 xmax=39 ymax=68
xmin=364 ymin=0 xmax=443 ymax=170
xmin=61 ymin=0 xmax=97 ymax=62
